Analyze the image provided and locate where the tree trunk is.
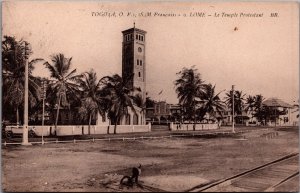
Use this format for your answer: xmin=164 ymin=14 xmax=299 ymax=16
xmin=114 ymin=124 xmax=117 ymax=134
xmin=242 ymin=116 xmax=243 ymax=125
xmin=55 ymin=94 xmax=61 ymax=130
xmin=88 ymin=113 xmax=92 ymax=135
xmin=114 ymin=117 xmax=119 ymax=134
xmin=208 ymin=114 xmax=210 ymax=129
xmin=16 ymin=107 xmax=19 ymax=126
xmin=193 ymin=116 xmax=196 ymax=131
xmin=193 ymin=101 xmax=196 ymax=131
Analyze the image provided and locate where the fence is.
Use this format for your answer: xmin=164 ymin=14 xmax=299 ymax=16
xmin=35 ymin=124 xmax=151 ymax=136
xmin=6 ymin=124 xmax=151 ymax=137
xmin=170 ymin=123 xmax=219 ymax=131
xmin=2 ymin=130 xmax=244 ymax=146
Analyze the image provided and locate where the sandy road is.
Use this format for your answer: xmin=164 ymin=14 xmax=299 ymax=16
xmin=2 ymin=126 xmax=298 ymax=192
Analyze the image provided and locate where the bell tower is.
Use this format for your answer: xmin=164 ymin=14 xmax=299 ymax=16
xmin=122 ymin=24 xmax=147 ymax=101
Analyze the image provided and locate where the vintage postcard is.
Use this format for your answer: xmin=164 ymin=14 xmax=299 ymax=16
xmin=2 ymin=1 xmax=299 ymax=192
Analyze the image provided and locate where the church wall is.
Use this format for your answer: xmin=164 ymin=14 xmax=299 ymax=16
xmin=121 ymin=27 xmax=147 ymax=125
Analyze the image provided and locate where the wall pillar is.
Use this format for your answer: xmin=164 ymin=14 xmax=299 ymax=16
xmin=170 ymin=122 xmax=174 ymax=131
xmin=130 ymin=111 xmax=134 ymax=125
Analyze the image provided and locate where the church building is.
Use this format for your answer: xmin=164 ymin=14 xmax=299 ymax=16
xmin=120 ymin=25 xmax=147 ymax=125
xmin=97 ymin=25 xmax=147 ymax=126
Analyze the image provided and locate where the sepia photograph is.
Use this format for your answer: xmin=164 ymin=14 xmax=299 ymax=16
xmin=1 ymin=1 xmax=299 ymax=192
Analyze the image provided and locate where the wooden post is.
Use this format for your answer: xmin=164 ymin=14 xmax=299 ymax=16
xmin=232 ymin=85 xmax=235 ymax=133
xmin=22 ymin=42 xmax=31 ymax=146
xmin=42 ymin=126 xmax=44 ymax=145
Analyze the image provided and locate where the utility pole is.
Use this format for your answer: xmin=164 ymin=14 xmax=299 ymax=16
xmin=41 ymin=80 xmax=46 ymax=145
xmin=232 ymin=85 xmax=235 ymax=133
xmin=22 ymin=41 xmax=31 ymax=145
xmin=42 ymin=80 xmax=46 ymax=126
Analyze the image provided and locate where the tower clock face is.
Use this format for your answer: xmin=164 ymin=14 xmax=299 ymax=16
xmin=138 ymin=47 xmax=142 ymax=52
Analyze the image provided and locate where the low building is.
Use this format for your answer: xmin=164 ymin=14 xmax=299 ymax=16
xmin=146 ymin=101 xmax=181 ymax=124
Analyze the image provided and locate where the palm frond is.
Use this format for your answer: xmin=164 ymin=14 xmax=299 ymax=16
xmin=43 ymin=61 xmax=60 ymax=79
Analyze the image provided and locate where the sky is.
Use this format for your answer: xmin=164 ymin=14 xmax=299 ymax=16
xmin=2 ymin=1 xmax=299 ymax=104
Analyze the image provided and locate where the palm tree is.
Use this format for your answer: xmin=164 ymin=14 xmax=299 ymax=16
xmin=253 ymin=94 xmax=265 ymax=124
xmin=245 ymin=95 xmax=255 ymax=111
xmin=174 ymin=66 xmax=206 ymax=129
xmin=245 ymin=95 xmax=256 ymax=122
xmin=43 ymin=53 xmax=81 ymax=129
xmin=2 ymin=36 xmax=43 ymax=124
xmin=133 ymin=93 xmax=151 ymax=125
xmin=133 ymin=93 xmax=143 ymax=108
xmin=234 ymin=90 xmax=246 ymax=115
xmin=101 ymin=74 xmax=137 ymax=134
xmin=225 ymin=90 xmax=246 ymax=123
xmin=254 ymin=94 xmax=264 ymax=111
xmin=145 ymin=96 xmax=155 ymax=108
xmin=200 ymin=84 xmax=226 ymax=122
xmin=78 ymin=69 xmax=107 ymax=134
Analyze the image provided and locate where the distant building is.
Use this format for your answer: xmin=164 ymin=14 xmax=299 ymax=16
xmin=146 ymin=101 xmax=181 ymax=123
xmin=146 ymin=99 xmax=300 ymax=127
xmin=217 ymin=108 xmax=249 ymax=126
xmin=218 ymin=98 xmax=299 ymax=126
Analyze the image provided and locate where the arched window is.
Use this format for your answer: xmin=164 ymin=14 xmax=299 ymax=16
xmin=138 ymin=72 xmax=141 ymax=77
xmin=137 ymin=59 xmax=139 ymax=65
xmin=125 ymin=114 xmax=131 ymax=125
xmin=133 ymin=114 xmax=138 ymax=125
xmin=136 ymin=34 xmax=138 ymax=40
xmin=141 ymin=36 xmax=144 ymax=41
xmin=140 ymin=60 xmax=143 ymax=66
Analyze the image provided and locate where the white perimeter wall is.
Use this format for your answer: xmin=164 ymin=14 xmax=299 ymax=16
xmin=171 ymin=123 xmax=219 ymax=131
xmin=28 ymin=124 xmax=151 ymax=136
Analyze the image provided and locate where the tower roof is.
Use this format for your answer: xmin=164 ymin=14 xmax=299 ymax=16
xmin=122 ymin=27 xmax=147 ymax=34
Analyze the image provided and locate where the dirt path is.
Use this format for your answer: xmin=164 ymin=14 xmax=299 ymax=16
xmin=2 ymin=127 xmax=298 ymax=192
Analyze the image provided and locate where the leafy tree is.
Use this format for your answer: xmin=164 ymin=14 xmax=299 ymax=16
xmin=132 ymin=93 xmax=147 ymax=124
xmin=245 ymin=95 xmax=256 ymax=121
xmin=77 ymin=69 xmax=107 ymax=134
xmin=2 ymin=36 xmax=43 ymax=124
xmin=225 ymin=90 xmax=246 ymax=116
xmin=245 ymin=94 xmax=263 ymax=123
xmin=255 ymin=106 xmax=285 ymax=125
xmin=101 ymin=74 xmax=137 ymax=134
xmin=43 ymin=54 xmax=81 ymax=129
xmin=234 ymin=90 xmax=246 ymax=115
xmin=245 ymin=95 xmax=255 ymax=112
xmin=254 ymin=94 xmax=264 ymax=111
xmin=174 ymin=66 xmax=206 ymax=128
xmin=199 ymin=84 xmax=226 ymax=122
xmin=133 ymin=93 xmax=143 ymax=108
xmin=145 ymin=96 xmax=155 ymax=108
xmin=252 ymin=95 xmax=293 ymax=125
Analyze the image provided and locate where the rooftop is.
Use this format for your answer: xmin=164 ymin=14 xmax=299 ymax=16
xmin=122 ymin=27 xmax=147 ymax=34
